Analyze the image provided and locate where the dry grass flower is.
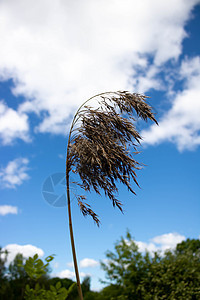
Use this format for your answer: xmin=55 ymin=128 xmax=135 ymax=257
xmin=66 ymin=91 xmax=158 ymax=226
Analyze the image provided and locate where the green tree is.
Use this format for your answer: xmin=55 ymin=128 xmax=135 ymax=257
xmin=8 ymin=254 xmax=27 ymax=279
xmin=0 ymin=248 xmax=9 ymax=299
xmin=176 ymin=238 xmax=200 ymax=254
xmin=66 ymin=91 xmax=157 ymax=299
xmin=7 ymin=253 xmax=29 ymax=299
xmin=141 ymin=241 xmax=200 ymax=299
xmin=0 ymin=248 xmax=8 ymax=280
xmin=101 ymin=231 xmax=200 ymax=300
xmin=101 ymin=231 xmax=145 ymax=299
xmin=98 ymin=284 xmax=127 ymax=300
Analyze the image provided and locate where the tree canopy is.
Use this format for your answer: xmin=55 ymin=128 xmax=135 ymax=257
xmin=100 ymin=232 xmax=200 ymax=300
xmin=1 ymin=235 xmax=200 ymax=299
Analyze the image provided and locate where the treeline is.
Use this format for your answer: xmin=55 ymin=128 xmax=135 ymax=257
xmin=1 ymin=232 xmax=200 ymax=299
xmin=0 ymin=251 xmax=93 ymax=299
xmin=100 ymin=232 xmax=200 ymax=300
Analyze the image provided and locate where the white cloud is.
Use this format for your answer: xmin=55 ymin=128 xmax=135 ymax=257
xmin=0 ymin=205 xmax=18 ymax=216
xmin=135 ymin=241 xmax=158 ymax=254
xmin=56 ymin=269 xmax=88 ymax=279
xmin=80 ymin=258 xmax=99 ymax=268
xmin=2 ymin=244 xmax=44 ymax=264
xmin=0 ymin=101 xmax=30 ymax=145
xmin=0 ymin=157 xmax=29 ymax=188
xmin=56 ymin=269 xmax=75 ymax=279
xmin=136 ymin=232 xmax=185 ymax=255
xmin=67 ymin=258 xmax=99 ymax=269
xmin=151 ymin=232 xmax=185 ymax=251
xmin=0 ymin=0 xmax=198 ymax=141
xmin=141 ymin=56 xmax=200 ymax=151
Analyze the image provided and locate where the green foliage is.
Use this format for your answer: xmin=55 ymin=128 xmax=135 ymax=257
xmin=48 ymin=277 xmax=75 ymax=291
xmin=101 ymin=231 xmax=200 ymax=300
xmin=0 ymin=248 xmax=10 ymax=298
xmin=22 ymin=254 xmax=73 ymax=300
xmin=23 ymin=253 xmax=54 ymax=280
xmin=81 ymin=276 xmax=91 ymax=294
xmin=0 ymin=250 xmax=30 ymax=300
xmin=1 ymin=236 xmax=200 ymax=300
xmin=8 ymin=254 xmax=27 ymax=280
xmin=0 ymin=249 xmax=96 ymax=300
xmin=176 ymin=238 xmax=200 ymax=254
xmin=24 ymin=281 xmax=75 ymax=300
xmin=98 ymin=284 xmax=127 ymax=300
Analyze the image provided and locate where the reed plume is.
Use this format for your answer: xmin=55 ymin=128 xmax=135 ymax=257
xmin=66 ymin=91 xmax=158 ymax=299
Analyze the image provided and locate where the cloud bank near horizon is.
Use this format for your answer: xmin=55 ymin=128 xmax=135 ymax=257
xmin=2 ymin=232 xmax=199 ymax=281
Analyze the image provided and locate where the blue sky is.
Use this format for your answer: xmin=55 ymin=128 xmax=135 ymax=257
xmin=0 ymin=0 xmax=200 ymax=291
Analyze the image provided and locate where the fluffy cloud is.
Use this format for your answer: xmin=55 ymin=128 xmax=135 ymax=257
xmin=56 ymin=269 xmax=87 ymax=279
xmin=151 ymin=232 xmax=185 ymax=250
xmin=0 ymin=157 xmax=29 ymax=188
xmin=67 ymin=258 xmax=99 ymax=269
xmin=135 ymin=241 xmax=157 ymax=254
xmin=80 ymin=258 xmax=99 ymax=268
xmin=2 ymin=244 xmax=44 ymax=264
xmin=56 ymin=269 xmax=75 ymax=279
xmin=0 ymin=101 xmax=30 ymax=145
xmin=0 ymin=205 xmax=18 ymax=216
xmin=141 ymin=56 xmax=200 ymax=151
xmin=0 ymin=0 xmax=198 ymax=141
xmin=136 ymin=232 xmax=185 ymax=255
